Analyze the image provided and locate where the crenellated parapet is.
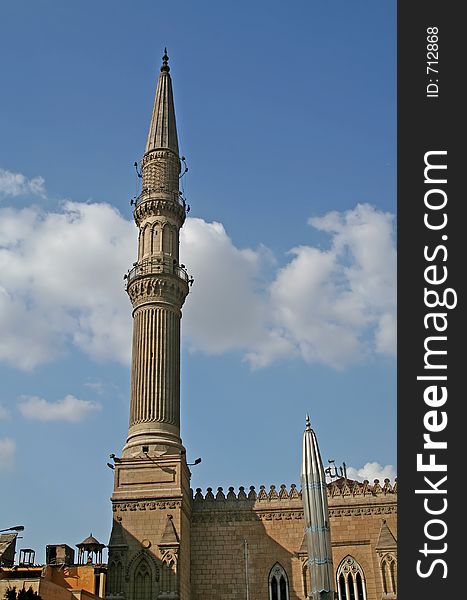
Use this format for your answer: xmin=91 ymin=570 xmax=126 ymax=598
xmin=190 ymin=479 xmax=397 ymax=523
xmin=192 ymin=478 xmax=397 ymax=503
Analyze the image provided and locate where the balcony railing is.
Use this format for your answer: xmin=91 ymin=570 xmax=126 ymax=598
xmin=131 ymin=188 xmax=188 ymax=210
xmin=124 ymin=259 xmax=192 ymax=285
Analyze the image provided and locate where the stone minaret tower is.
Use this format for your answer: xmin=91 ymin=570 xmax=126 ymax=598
xmin=107 ymin=50 xmax=192 ymax=600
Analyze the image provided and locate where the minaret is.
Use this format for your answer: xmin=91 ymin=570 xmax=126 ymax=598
xmin=124 ymin=47 xmax=190 ymax=457
xmin=107 ymin=50 xmax=192 ymax=600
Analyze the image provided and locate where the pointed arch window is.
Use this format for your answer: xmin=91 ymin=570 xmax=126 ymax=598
xmin=133 ymin=558 xmax=152 ymax=600
xmin=336 ymin=556 xmax=367 ymax=600
xmin=150 ymin=222 xmax=160 ymax=254
xmin=140 ymin=224 xmax=151 ymax=259
xmin=381 ymin=553 xmax=397 ymax=596
xmin=107 ymin=559 xmax=123 ymax=595
xmin=162 ymin=224 xmax=173 ymax=255
xmin=268 ymin=563 xmax=289 ymax=600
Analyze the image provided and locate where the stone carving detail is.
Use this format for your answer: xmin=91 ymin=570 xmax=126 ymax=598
xmin=160 ymin=548 xmax=179 ymax=570
xmin=134 ymin=197 xmax=186 ymax=227
xmin=329 ymin=506 xmax=397 ymax=517
xmin=127 ymin=276 xmax=188 ymax=308
xmin=113 ymin=500 xmax=182 ymax=512
xmin=141 ymin=151 xmax=180 ymax=195
xmin=191 ymin=503 xmax=396 ymax=524
xmin=191 ymin=510 xmax=304 ymax=524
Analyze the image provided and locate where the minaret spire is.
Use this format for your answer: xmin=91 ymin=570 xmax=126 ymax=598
xmin=145 ymin=48 xmax=179 ymax=156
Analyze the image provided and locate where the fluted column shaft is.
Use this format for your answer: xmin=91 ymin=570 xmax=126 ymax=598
xmin=129 ymin=305 xmax=181 ymax=428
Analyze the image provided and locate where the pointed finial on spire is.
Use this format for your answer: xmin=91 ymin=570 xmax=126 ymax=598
xmin=305 ymin=414 xmax=311 ymax=431
xmin=161 ymin=47 xmax=170 ymax=73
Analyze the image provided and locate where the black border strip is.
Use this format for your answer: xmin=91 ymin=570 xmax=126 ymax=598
xmin=397 ymin=3 xmax=462 ymax=596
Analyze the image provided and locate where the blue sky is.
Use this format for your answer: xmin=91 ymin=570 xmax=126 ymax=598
xmin=0 ymin=1 xmax=396 ymax=563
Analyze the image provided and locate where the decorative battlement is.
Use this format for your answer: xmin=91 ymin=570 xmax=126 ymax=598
xmin=192 ymin=478 xmax=397 ymax=504
xmin=190 ymin=479 xmax=397 ymax=523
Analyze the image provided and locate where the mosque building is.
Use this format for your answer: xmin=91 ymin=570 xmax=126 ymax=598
xmin=103 ymin=50 xmax=397 ymax=600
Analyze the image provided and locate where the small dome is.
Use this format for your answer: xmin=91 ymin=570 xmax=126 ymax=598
xmin=77 ymin=533 xmax=105 ymax=548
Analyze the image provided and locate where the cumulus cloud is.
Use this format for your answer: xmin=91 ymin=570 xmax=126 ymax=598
xmin=0 ymin=168 xmax=46 ymax=199
xmin=346 ymin=462 xmax=397 ymax=482
xmin=0 ymin=177 xmax=395 ymax=372
xmin=0 ymin=201 xmax=134 ymax=369
xmin=18 ymin=394 xmax=101 ymax=423
xmin=0 ymin=437 xmax=15 ymax=470
xmin=181 ymin=218 xmax=270 ymax=354
xmin=182 ymin=203 xmax=396 ymax=369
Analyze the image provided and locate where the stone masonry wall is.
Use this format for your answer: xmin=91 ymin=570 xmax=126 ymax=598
xmin=190 ymin=479 xmax=397 ymax=600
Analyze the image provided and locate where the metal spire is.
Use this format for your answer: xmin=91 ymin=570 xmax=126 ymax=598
xmin=301 ymin=415 xmax=335 ymax=600
xmin=161 ymin=47 xmax=170 ymax=72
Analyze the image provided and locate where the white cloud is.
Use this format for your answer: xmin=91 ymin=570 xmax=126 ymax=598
xmin=346 ymin=462 xmax=397 ymax=483
xmin=180 ymin=218 xmax=269 ymax=354
xmin=0 ymin=188 xmax=395 ymax=371
xmin=18 ymin=394 xmax=101 ymax=423
xmin=0 ymin=404 xmax=10 ymax=420
xmin=0 ymin=437 xmax=15 ymax=470
xmin=182 ymin=203 xmax=396 ymax=369
xmin=0 ymin=201 xmax=134 ymax=369
xmin=0 ymin=168 xmax=46 ymax=199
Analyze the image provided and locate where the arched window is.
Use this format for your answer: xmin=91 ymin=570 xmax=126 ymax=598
xmin=162 ymin=224 xmax=173 ymax=255
xmin=107 ymin=560 xmax=123 ymax=595
xmin=336 ymin=556 xmax=367 ymax=600
xmin=301 ymin=559 xmax=309 ymax=599
xmin=140 ymin=224 xmax=151 ymax=259
xmin=151 ymin=222 xmax=160 ymax=254
xmin=115 ymin=561 xmax=123 ymax=594
xmin=268 ymin=563 xmax=289 ymax=600
xmin=133 ymin=558 xmax=152 ymax=600
xmin=381 ymin=553 xmax=397 ymax=596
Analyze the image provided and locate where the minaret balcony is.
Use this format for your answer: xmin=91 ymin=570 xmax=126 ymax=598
xmin=133 ymin=187 xmax=187 ymax=210
xmin=124 ymin=258 xmax=191 ymax=287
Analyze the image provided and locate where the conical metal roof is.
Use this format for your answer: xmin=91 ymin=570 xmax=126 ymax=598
xmin=145 ymin=48 xmax=179 ymax=156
